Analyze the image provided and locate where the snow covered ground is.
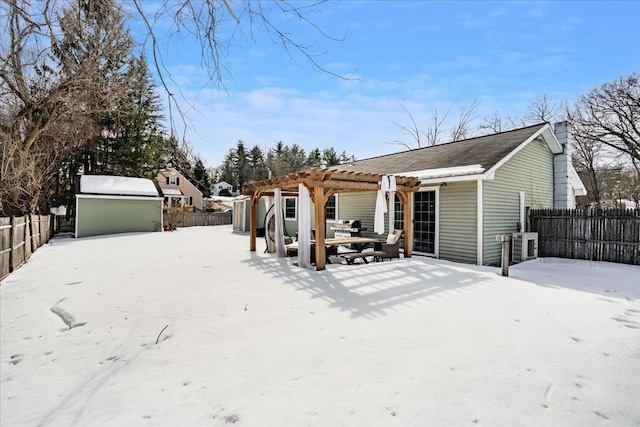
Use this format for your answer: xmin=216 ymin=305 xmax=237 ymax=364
xmin=1 ymin=226 xmax=639 ymax=426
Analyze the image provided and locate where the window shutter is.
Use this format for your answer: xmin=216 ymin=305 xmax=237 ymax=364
xmin=166 ymin=177 xmax=169 ymax=185
xmin=177 ymin=178 xmax=180 ymax=185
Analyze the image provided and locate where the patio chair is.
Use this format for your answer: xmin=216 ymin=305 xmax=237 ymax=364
xmin=374 ymin=229 xmax=403 ymax=259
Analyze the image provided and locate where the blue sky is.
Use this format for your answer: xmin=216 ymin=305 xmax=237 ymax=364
xmin=131 ymin=1 xmax=640 ymax=168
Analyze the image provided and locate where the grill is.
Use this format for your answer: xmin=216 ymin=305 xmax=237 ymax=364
xmin=330 ymin=219 xmax=367 ymax=238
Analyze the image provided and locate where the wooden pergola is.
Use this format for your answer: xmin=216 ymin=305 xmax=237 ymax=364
xmin=243 ymin=167 xmax=421 ymax=270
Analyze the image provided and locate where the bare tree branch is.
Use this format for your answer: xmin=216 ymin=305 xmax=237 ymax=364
xmin=568 ymin=73 xmax=640 ymax=162
xmin=450 ymin=97 xmax=481 ymax=141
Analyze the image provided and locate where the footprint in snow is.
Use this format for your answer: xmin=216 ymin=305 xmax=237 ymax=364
xmin=9 ymin=354 xmax=22 ymax=365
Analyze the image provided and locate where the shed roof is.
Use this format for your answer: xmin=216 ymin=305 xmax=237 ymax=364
xmin=80 ymin=175 xmax=161 ymax=197
xmin=342 ymin=123 xmax=553 ymax=176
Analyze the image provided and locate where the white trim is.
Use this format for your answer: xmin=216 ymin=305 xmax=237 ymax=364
xmin=396 ymin=164 xmax=485 ymax=180
xmin=326 ymin=193 xmax=338 ymax=223
xmin=417 ymin=173 xmax=489 ymax=185
xmin=477 ymin=180 xmax=483 ymax=265
xmin=413 ymin=186 xmax=439 ymax=258
xmin=485 ymin=124 xmax=560 ymax=179
xmin=76 ymin=194 xmax=163 ymax=202
xmin=519 ymin=191 xmax=526 ymax=233
xmin=284 ymin=196 xmax=297 ymax=221
xmin=160 ymin=200 xmax=164 ymax=232
xmin=570 ymin=165 xmax=587 ymax=196
xmin=75 ymin=196 xmax=79 ymax=238
xmin=242 ymin=199 xmax=247 ymax=231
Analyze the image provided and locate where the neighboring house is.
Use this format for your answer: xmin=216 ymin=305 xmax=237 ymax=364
xmin=75 ymin=175 xmax=164 ymax=238
xmin=212 ymin=181 xmax=234 ymax=196
xmin=156 ymin=168 xmax=203 ymax=211
xmin=243 ymin=122 xmax=586 ymax=266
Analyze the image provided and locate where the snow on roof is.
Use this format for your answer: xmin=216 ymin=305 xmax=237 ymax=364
xmin=162 ymin=188 xmax=183 ymax=196
xmin=80 ymin=175 xmax=160 ymax=197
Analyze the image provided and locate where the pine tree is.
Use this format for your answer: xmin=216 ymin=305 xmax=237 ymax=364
xmin=193 ymin=158 xmax=211 ymax=197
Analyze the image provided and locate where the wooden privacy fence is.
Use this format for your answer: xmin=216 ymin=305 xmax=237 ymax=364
xmin=54 ymin=215 xmax=75 ymax=233
xmin=0 ymin=215 xmax=53 ymax=280
xmin=529 ymin=208 xmax=640 ymax=265
xmin=164 ymin=211 xmax=233 ymax=228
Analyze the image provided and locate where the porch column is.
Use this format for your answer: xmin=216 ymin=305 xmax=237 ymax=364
xmin=313 ymin=186 xmax=326 ymax=270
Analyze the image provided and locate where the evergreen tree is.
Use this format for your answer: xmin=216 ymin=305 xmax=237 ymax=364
xmin=249 ymin=145 xmax=268 ymax=181
xmin=307 ymin=148 xmax=322 ymax=167
xmin=193 ymin=158 xmax=211 ymax=197
xmin=166 ymin=135 xmax=194 ymax=180
xmin=322 ymin=148 xmax=340 ymax=166
xmin=234 ymin=140 xmax=250 ymax=191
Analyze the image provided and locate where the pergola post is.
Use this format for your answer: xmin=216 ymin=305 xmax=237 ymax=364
xmin=313 ymin=186 xmax=326 ymax=270
xmin=400 ymin=191 xmax=413 ymax=258
xmin=243 ymin=167 xmax=421 ymax=268
xmin=249 ymin=193 xmax=258 ymax=252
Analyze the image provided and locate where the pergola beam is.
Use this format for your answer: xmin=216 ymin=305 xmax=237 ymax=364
xmin=243 ymin=167 xmax=421 ymax=270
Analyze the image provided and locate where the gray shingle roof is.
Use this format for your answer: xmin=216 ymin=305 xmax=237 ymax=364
xmin=343 ymin=123 xmax=549 ymax=175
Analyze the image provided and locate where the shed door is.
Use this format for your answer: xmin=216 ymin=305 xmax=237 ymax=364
xmin=413 ymin=189 xmax=438 ymax=256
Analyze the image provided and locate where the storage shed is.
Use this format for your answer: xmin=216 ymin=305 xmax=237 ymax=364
xmin=75 ymin=175 xmax=164 ymax=238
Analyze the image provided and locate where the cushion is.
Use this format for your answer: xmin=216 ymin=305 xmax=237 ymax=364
xmin=386 ymin=230 xmax=401 ymax=244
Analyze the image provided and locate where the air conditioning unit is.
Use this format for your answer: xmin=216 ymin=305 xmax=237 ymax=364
xmin=512 ymin=232 xmax=538 ymax=263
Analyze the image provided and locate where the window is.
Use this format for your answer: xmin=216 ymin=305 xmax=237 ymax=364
xmin=284 ymin=197 xmax=297 ymax=220
xmin=167 ymin=176 xmax=179 ymax=185
xmin=393 ymin=194 xmax=404 ymax=231
xmin=325 ymin=195 xmax=337 ymax=221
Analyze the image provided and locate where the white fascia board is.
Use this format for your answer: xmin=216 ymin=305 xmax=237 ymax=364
xmin=541 ymin=126 xmax=564 ymax=154
xmin=395 ymin=164 xmax=485 ymax=180
xmin=416 ymin=173 xmax=487 ymax=185
xmin=484 ymin=123 xmax=560 ymax=179
xmin=570 ymin=165 xmax=587 ymax=195
xmin=76 ymin=194 xmax=164 ymax=202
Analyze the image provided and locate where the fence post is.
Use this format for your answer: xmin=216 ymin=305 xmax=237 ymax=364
xmin=25 ymin=214 xmax=32 ymax=258
xmin=9 ymin=216 xmax=15 ymax=272
xmin=496 ymin=234 xmax=511 ymax=276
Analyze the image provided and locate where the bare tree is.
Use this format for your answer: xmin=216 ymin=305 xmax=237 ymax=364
xmin=525 ymin=93 xmax=564 ymax=124
xmin=132 ymin=0 xmax=352 ymax=133
xmin=567 ymin=73 xmax=640 ymax=162
xmin=0 ymin=0 xmax=135 ymax=215
xmin=480 ymin=111 xmax=509 ymax=134
xmin=424 ymin=108 xmax=450 ymax=147
xmin=386 ymin=103 xmax=447 ymax=150
xmin=450 ymin=97 xmax=481 ymax=141
xmin=387 ymin=99 xmax=480 ymax=150
xmin=572 ymin=130 xmax=604 ymax=204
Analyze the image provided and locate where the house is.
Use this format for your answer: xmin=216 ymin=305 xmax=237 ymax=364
xmin=156 ymin=168 xmax=203 ymax=211
xmin=75 ymin=175 xmax=164 ymax=238
xmin=243 ymin=122 xmax=586 ymax=267
xmin=212 ymin=181 xmax=234 ymax=196
xmin=343 ymin=121 xmax=586 ymax=265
